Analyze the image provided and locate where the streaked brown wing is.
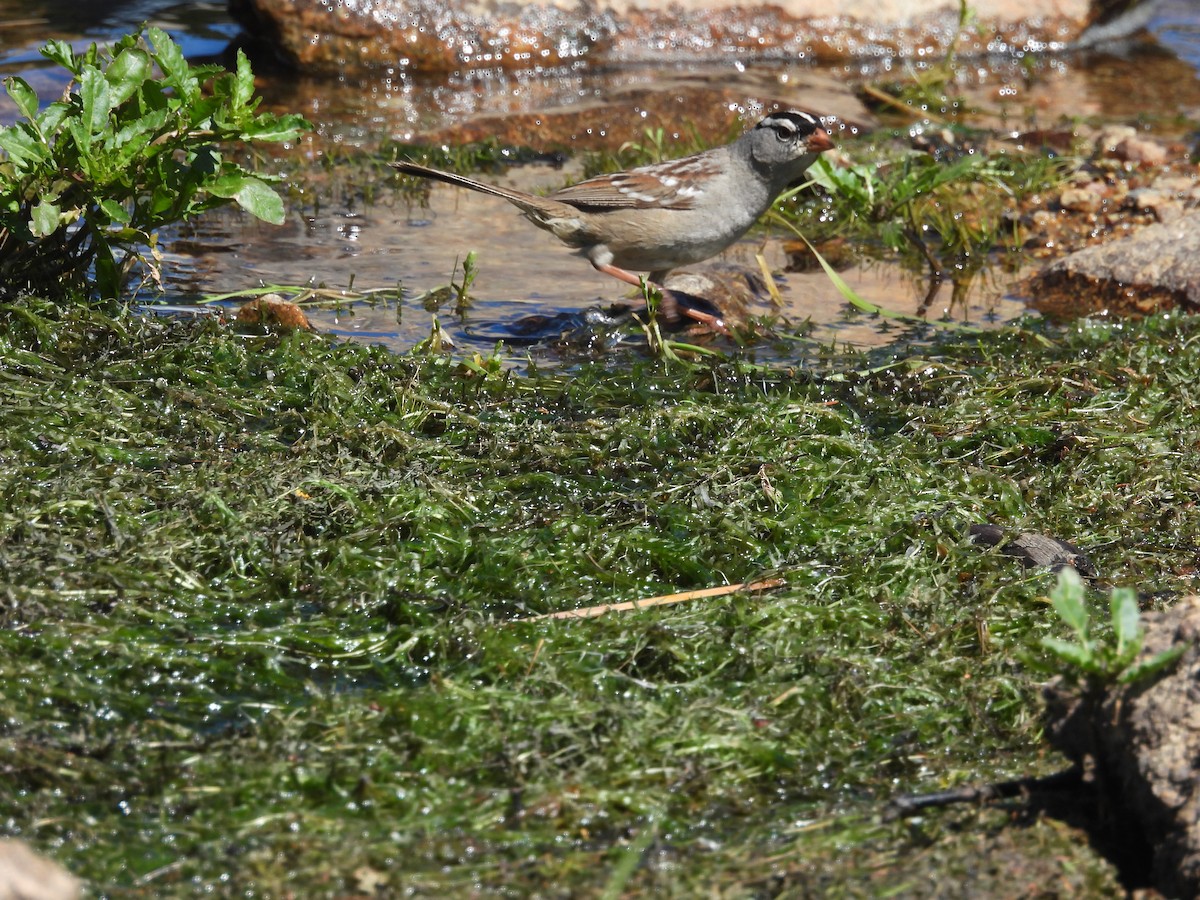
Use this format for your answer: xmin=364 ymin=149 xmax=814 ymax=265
xmin=550 ymin=155 xmax=720 ymax=211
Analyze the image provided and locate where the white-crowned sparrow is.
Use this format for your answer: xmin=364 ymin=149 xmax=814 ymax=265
xmin=391 ymin=110 xmax=834 ymax=330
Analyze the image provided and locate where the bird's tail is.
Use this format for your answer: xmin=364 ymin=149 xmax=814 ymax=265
xmin=389 ymin=161 xmax=537 ymax=208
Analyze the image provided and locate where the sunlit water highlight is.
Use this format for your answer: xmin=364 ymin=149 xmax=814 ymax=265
xmin=1 ymin=0 xmax=1199 ymax=364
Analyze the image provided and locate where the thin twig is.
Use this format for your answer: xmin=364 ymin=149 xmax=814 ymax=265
xmin=524 ymin=637 xmax=545 ymax=676
xmin=885 ymin=767 xmax=1084 ymax=820
xmin=859 ymin=83 xmax=951 ymax=125
xmin=514 ymin=578 xmax=785 ymax=622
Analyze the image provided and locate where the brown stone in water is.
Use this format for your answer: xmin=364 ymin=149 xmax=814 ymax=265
xmin=235 ymin=294 xmax=315 ymax=332
xmin=1025 ymin=211 xmax=1200 ymax=320
xmin=230 ymin=0 xmax=1122 ymax=75
xmin=1045 ymin=596 xmax=1200 ymax=899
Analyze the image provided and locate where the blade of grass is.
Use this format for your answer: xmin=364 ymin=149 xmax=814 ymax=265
xmin=599 ymin=814 xmax=659 ymax=900
xmin=785 ymin=225 xmax=983 ymax=334
xmin=755 ymin=252 xmax=785 ymax=308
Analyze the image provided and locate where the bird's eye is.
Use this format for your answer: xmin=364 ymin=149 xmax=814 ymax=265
xmin=774 ymin=125 xmax=796 ymax=141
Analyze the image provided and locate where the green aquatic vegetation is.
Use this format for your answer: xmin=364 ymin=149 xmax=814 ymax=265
xmin=2 ymin=298 xmax=1197 ymax=893
xmin=0 ymin=28 xmax=307 ymax=301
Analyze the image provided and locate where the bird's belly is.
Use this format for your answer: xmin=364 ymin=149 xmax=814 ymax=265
xmin=602 ymin=214 xmax=759 ymax=273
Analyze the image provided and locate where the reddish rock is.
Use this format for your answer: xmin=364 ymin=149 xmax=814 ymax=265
xmin=231 ymin=0 xmax=1128 ymax=75
xmin=1111 ymin=136 xmax=1170 ymax=167
xmin=1059 ymin=184 xmax=1105 ymax=214
xmin=235 ymin=294 xmax=315 ymax=331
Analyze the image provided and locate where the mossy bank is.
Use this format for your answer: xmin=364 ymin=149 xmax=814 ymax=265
xmin=2 ymin=297 xmax=1198 ymax=895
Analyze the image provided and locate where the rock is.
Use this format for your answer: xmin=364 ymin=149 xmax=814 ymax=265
xmin=968 ymin=524 xmax=1098 ymax=577
xmin=1112 ymin=136 xmax=1170 ymax=167
xmin=1125 ymin=187 xmax=1184 ymax=223
xmin=235 ymin=293 xmax=314 ymax=331
xmin=0 ymin=839 xmax=81 ymax=900
xmin=1093 ymin=124 xmax=1138 ymax=155
xmin=230 ymin=0 xmax=1133 ymax=75
xmin=1091 ymin=125 xmax=1170 ymax=166
xmin=1025 ymin=211 xmax=1200 ymax=319
xmin=1095 ymin=128 xmax=1171 ymax=167
xmin=661 ymin=269 xmax=770 ymax=329
xmin=1059 ymin=184 xmax=1105 ymax=214
xmin=1045 ymin=596 xmax=1200 ymax=899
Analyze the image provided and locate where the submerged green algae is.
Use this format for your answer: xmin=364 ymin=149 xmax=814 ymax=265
xmin=4 ymin=297 xmax=1196 ymax=894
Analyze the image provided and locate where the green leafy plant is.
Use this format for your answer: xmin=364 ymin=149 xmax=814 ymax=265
xmin=619 ymin=126 xmax=670 ymax=164
xmin=806 ymin=152 xmax=998 ymax=273
xmin=630 ymin=280 xmax=723 ymax=362
xmin=412 ymin=250 xmax=479 ymax=316
xmin=452 ymin=250 xmax=478 ymax=315
xmin=0 ymin=27 xmax=308 ymax=300
xmin=796 ymin=148 xmax=1070 ymax=282
xmin=1040 ymin=568 xmax=1186 ymax=687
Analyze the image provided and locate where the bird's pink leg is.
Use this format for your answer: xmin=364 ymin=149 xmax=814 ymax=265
xmin=591 ymin=262 xmax=729 ymax=335
xmin=592 ymin=262 xmax=643 ymax=288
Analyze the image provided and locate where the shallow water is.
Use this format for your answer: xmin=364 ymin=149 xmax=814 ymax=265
xmin=2 ymin=1 xmax=1199 ymax=364
xmin=163 ymin=181 xmax=1032 ymax=364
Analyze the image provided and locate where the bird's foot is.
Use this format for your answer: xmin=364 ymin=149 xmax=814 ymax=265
xmin=656 ymin=290 xmax=730 ymax=336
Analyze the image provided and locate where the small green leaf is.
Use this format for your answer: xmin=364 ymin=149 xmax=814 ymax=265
xmin=4 ymin=77 xmax=40 ymax=122
xmin=232 ymin=49 xmax=255 ymax=111
xmin=36 ymin=101 xmax=72 ymax=139
xmin=99 ymin=198 xmax=131 ymax=225
xmin=80 ymin=65 xmax=112 ymax=135
xmin=39 ymin=39 xmax=78 ymax=74
xmin=238 ymin=113 xmax=309 ymax=144
xmin=233 ymin=176 xmax=285 ymax=225
xmin=91 ymin=240 xmax=123 ymax=300
xmin=2 ymin=126 xmax=52 ymax=170
xmin=1118 ymin=644 xmax=1188 ymax=686
xmin=147 ymin=27 xmax=198 ymax=105
xmin=105 ymin=48 xmax=152 ymax=107
xmin=108 ymin=108 xmax=168 ymax=165
xmin=1049 ymin=568 xmax=1089 ymax=638
xmin=30 ymin=200 xmax=60 ymax=237
xmin=0 ymin=124 xmax=47 ymax=168
xmin=68 ymin=117 xmax=96 ymax=172
xmin=1110 ymin=587 xmax=1142 ymax=656
xmin=1040 ymin=636 xmax=1098 ymax=673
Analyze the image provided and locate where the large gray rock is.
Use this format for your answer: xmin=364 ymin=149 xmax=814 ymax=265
xmin=1028 ymin=211 xmax=1200 ymax=319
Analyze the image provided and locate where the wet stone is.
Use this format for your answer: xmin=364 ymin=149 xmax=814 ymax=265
xmin=1059 ymin=184 xmax=1106 ymax=214
xmin=1026 ymin=210 xmax=1200 ymax=319
xmin=231 ymin=0 xmax=1116 ymax=74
